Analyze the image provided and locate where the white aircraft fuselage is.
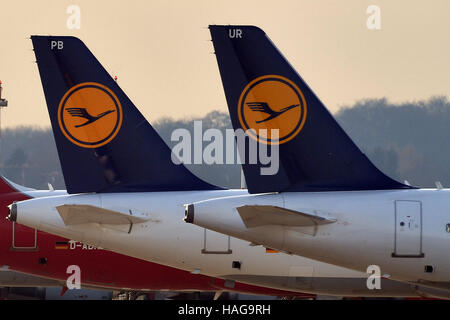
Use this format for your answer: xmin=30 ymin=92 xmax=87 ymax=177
xmin=9 ymin=189 xmax=450 ymax=298
xmin=188 ymin=189 xmax=450 ymax=292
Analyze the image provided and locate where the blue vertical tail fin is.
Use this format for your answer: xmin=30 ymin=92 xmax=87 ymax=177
xmin=210 ymin=25 xmax=411 ymax=193
xmin=32 ymin=36 xmax=218 ymax=193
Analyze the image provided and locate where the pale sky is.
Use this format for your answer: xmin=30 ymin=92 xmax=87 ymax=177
xmin=0 ymin=0 xmax=448 ymax=128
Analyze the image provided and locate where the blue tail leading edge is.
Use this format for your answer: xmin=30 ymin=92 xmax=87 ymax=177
xmin=209 ymin=25 xmax=412 ymax=193
xmin=32 ymin=36 xmax=219 ymax=193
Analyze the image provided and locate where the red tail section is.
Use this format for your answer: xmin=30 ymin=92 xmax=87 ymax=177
xmin=0 ymin=176 xmax=20 ymax=194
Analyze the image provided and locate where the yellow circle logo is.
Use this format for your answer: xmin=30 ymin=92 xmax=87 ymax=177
xmin=238 ymin=75 xmax=307 ymax=145
xmin=58 ymin=82 xmax=123 ymax=148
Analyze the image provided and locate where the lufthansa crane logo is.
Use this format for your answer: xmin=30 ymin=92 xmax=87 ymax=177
xmin=58 ymin=82 xmax=123 ymax=148
xmin=238 ymin=75 xmax=307 ymax=145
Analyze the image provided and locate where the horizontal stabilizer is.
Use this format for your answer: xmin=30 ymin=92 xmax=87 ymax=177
xmin=56 ymin=204 xmax=148 ymax=226
xmin=236 ymin=205 xmax=336 ymax=228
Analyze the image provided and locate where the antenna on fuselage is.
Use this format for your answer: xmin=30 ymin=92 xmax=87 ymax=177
xmin=435 ymin=181 xmax=443 ymax=190
xmin=240 ymin=168 xmax=246 ymax=189
xmin=0 ymin=80 xmax=8 ymax=167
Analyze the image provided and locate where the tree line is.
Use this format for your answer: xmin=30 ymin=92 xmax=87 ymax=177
xmin=1 ymin=96 xmax=448 ymax=190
